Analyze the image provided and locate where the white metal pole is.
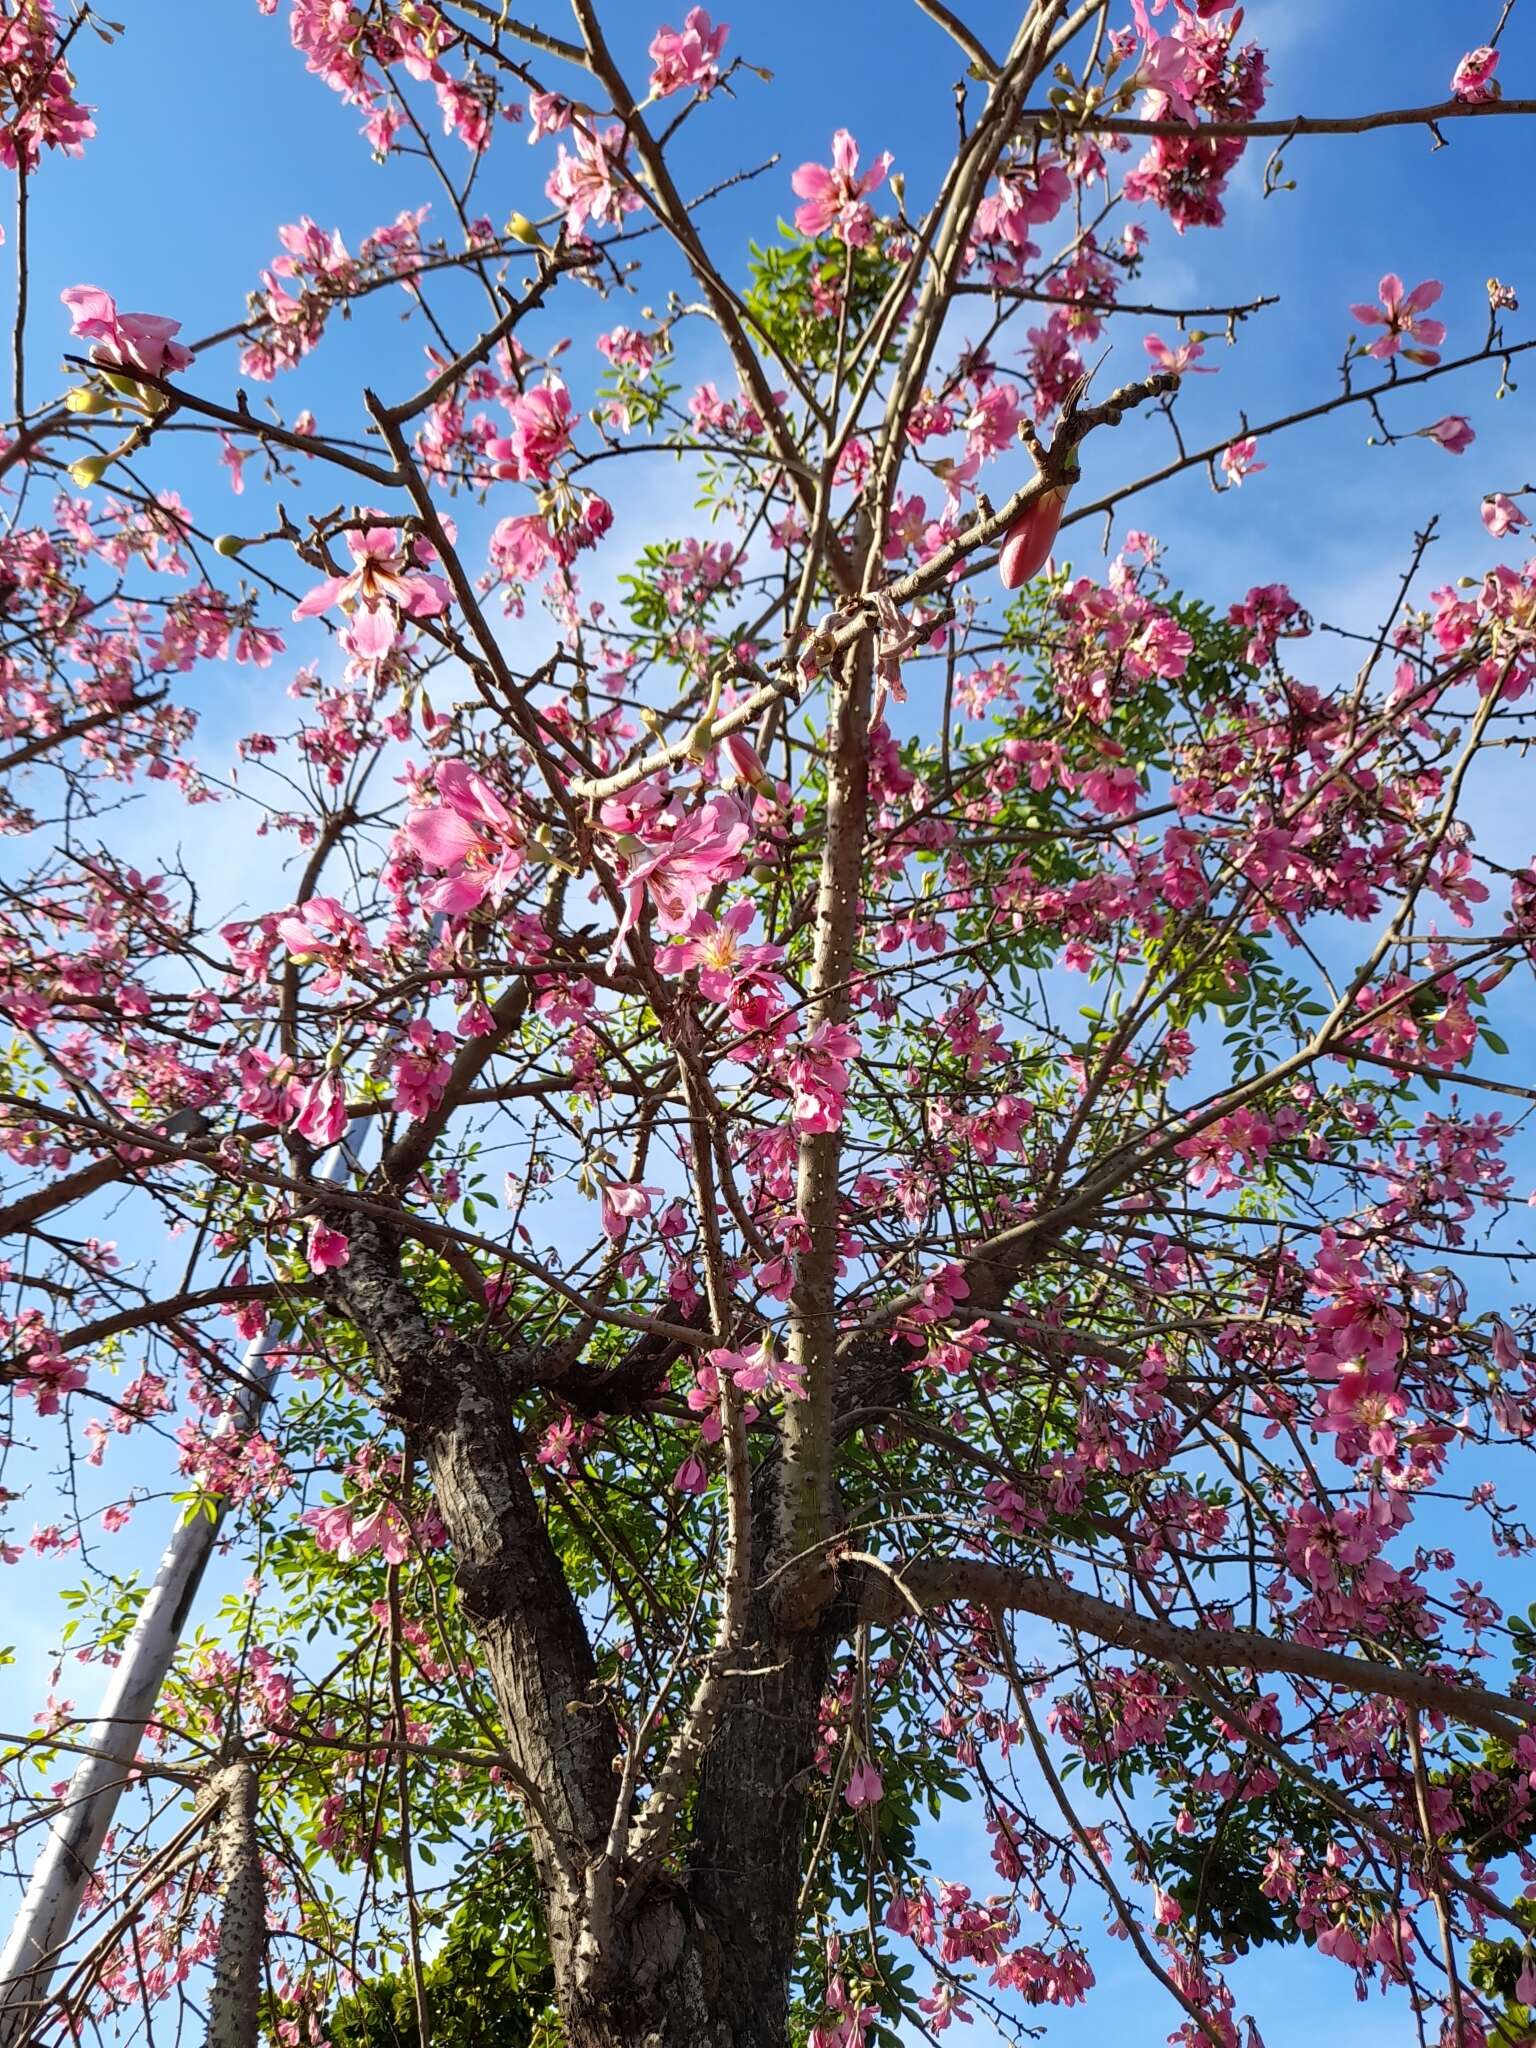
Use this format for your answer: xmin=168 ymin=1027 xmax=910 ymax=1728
xmin=0 ymin=1129 xmax=361 ymax=2043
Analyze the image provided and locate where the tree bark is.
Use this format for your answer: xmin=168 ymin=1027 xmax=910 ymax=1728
xmin=556 ymin=1890 xmax=797 ymax=2048
xmin=203 ymin=1764 xmax=262 ymax=2048
xmin=331 ymin=1220 xmax=617 ymax=1992
xmin=332 ymin=1219 xmax=834 ymax=2048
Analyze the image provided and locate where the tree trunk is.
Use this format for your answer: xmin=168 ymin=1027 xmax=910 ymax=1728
xmin=555 ymin=1893 xmax=792 ymax=2048
xmin=335 ymin=1220 xmax=836 ymax=2048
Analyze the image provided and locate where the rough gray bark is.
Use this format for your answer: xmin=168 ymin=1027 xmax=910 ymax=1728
xmin=331 ymin=1217 xmax=835 ymax=2047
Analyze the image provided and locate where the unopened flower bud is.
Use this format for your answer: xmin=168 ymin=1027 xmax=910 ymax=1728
xmin=721 ymin=730 xmax=775 ymax=796
xmin=67 ymin=454 xmax=111 ymax=488
xmin=505 ymin=212 xmax=545 ymax=247
xmin=65 ymin=386 xmax=109 ymax=415
xmin=213 ymin=533 xmax=248 ymax=558
xmin=750 ymin=861 xmax=778 ymax=885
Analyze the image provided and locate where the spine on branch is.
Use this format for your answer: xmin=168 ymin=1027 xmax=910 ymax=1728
xmin=203 ymin=1763 xmax=262 ymax=2048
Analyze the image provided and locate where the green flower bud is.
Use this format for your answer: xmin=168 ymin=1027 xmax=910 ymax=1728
xmin=213 ymin=533 xmax=248 ymax=559
xmin=68 ymin=454 xmax=111 ymax=488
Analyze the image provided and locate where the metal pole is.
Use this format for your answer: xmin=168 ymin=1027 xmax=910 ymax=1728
xmin=0 ymin=1129 xmax=361 ymax=2043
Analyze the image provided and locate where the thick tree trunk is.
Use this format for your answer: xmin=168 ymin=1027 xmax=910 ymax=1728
xmin=333 ymin=1222 xmax=619 ymax=1888
xmin=555 ymin=1892 xmax=792 ymax=2048
xmin=553 ymin=1629 xmax=830 ymax=2048
xmin=335 ymin=1220 xmax=837 ymax=2048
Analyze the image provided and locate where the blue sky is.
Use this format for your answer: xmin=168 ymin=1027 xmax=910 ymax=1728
xmin=7 ymin=1 xmax=1536 ymax=2041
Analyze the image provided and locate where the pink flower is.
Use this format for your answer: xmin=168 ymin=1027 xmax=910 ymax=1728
xmin=605 ymin=793 xmax=752 ymax=965
xmin=290 ymin=1070 xmax=348 ymax=1147
xmin=293 ymin=524 xmax=450 ymax=658
xmin=1349 ymin=275 xmax=1445 ymax=365
xmin=1318 ymin=1363 xmax=1406 ymax=1456
xmin=304 ymin=1500 xmax=413 ymax=1565
xmin=791 ymin=130 xmax=893 ymax=248
xmin=527 ymin=91 xmax=573 ymax=143
xmin=1129 ymin=6 xmax=1199 ymax=127
xmin=709 ymin=1339 xmax=804 ymax=1401
xmin=405 ymin=761 xmax=525 ymax=915
xmin=975 ymin=158 xmax=1071 ymax=249
xmin=1143 ymin=332 xmax=1214 ymax=376
xmin=599 ymin=1181 xmax=663 ymax=1241
xmin=488 ymin=381 xmax=574 ymax=482
xmin=597 ymin=324 xmax=657 ymax=373
xmin=964 ymin=382 xmax=1024 ymax=461
xmin=781 ymin=1020 xmax=859 ymax=1134
xmin=61 ymin=285 xmax=193 ymax=377
xmin=673 ymin=1451 xmax=709 ymax=1494
xmin=1220 ymin=437 xmax=1264 ymax=486
xmin=546 ymin=122 xmax=643 ymax=238
xmin=844 ymin=1759 xmax=884 ymax=1809
xmin=662 ymin=899 xmax=783 ymax=998
xmin=391 ymin=1019 xmax=454 ymax=1120
xmin=719 ymin=730 xmax=774 ymax=794
xmin=490 ymin=511 xmax=556 ymax=581
xmin=1492 ymin=1321 xmax=1526 ymax=1377
xmin=276 ymin=895 xmax=374 ymax=993
xmin=1422 ymin=413 xmax=1475 ymax=455
xmin=1452 ymin=46 xmax=1500 ymax=103
xmin=1482 ymin=492 xmax=1530 ymax=537
xmin=219 ymin=432 xmax=249 ymax=493
xmin=306 ymin=1220 xmax=351 ymax=1271
xmin=649 ymin=8 xmax=728 ymax=97
xmin=18 ymin=1349 xmax=88 ymax=1416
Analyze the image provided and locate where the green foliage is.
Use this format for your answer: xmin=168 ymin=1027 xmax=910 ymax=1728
xmin=743 ymin=223 xmax=898 ymax=374
xmin=617 ymin=537 xmax=736 ymax=643
xmin=304 ymin=1851 xmax=555 ymax=2048
xmin=1469 ymin=1898 xmax=1536 ymax=2047
xmin=1076 ymin=1720 xmax=1338 ymax=1957
xmin=595 ymin=363 xmax=678 ymax=439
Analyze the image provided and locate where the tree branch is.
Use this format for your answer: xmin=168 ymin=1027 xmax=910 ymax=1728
xmin=1023 ymin=95 xmax=1536 ymax=140
xmin=851 ymin=1555 xmax=1535 ymax=1743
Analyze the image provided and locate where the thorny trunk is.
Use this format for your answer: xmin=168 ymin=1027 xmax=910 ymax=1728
xmin=203 ymin=1764 xmax=262 ymax=2048
xmin=333 ymin=1219 xmax=833 ymax=2048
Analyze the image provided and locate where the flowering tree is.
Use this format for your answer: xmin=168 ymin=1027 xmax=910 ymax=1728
xmin=5 ymin=3 xmax=1536 ymax=2046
